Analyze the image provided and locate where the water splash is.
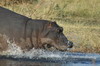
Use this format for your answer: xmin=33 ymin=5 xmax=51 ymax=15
xmin=2 ymin=40 xmax=23 ymax=55
xmin=0 ymin=39 xmax=100 ymax=64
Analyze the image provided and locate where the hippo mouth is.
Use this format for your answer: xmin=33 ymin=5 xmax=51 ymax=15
xmin=43 ymin=44 xmax=57 ymax=51
xmin=43 ymin=44 xmax=68 ymax=51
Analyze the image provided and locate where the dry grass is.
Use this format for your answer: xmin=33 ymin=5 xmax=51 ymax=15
xmin=58 ymin=22 xmax=100 ymax=53
xmin=0 ymin=0 xmax=100 ymax=53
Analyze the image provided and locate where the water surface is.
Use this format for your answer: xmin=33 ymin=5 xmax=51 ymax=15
xmin=0 ymin=50 xmax=100 ymax=66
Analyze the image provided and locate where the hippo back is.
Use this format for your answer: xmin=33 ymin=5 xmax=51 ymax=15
xmin=0 ymin=7 xmax=29 ymax=40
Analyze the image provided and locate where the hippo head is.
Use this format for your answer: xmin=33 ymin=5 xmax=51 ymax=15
xmin=40 ymin=22 xmax=73 ymax=51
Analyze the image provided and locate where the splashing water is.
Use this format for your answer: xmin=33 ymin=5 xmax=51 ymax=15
xmin=0 ymin=39 xmax=100 ymax=64
xmin=2 ymin=40 xmax=23 ymax=55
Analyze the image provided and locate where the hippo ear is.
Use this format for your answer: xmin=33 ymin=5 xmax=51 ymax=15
xmin=47 ymin=22 xmax=56 ymax=28
xmin=47 ymin=22 xmax=52 ymax=28
xmin=42 ymin=22 xmax=52 ymax=37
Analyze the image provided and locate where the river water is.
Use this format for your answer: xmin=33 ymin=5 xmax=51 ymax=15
xmin=0 ymin=43 xmax=100 ymax=66
xmin=0 ymin=50 xmax=100 ymax=66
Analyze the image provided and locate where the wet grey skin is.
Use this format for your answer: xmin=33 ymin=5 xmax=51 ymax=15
xmin=0 ymin=6 xmax=73 ymax=51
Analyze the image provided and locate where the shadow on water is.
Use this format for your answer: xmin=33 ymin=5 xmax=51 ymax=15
xmin=0 ymin=59 xmax=60 ymax=66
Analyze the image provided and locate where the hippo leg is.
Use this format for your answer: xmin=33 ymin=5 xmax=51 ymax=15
xmin=0 ymin=34 xmax=8 ymax=51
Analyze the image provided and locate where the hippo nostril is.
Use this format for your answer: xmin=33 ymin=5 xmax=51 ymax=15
xmin=67 ymin=41 xmax=73 ymax=48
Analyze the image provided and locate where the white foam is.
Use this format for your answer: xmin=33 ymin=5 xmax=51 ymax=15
xmin=2 ymin=40 xmax=23 ymax=55
xmin=1 ymin=39 xmax=100 ymax=61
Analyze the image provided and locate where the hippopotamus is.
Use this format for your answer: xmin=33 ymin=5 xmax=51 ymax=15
xmin=0 ymin=7 xmax=73 ymax=51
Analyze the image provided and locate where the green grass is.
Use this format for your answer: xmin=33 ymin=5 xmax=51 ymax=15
xmin=0 ymin=0 xmax=100 ymax=53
